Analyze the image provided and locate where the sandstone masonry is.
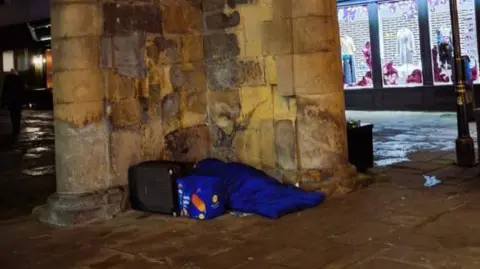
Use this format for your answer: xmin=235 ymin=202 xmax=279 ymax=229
xmin=38 ymin=0 xmax=354 ymax=226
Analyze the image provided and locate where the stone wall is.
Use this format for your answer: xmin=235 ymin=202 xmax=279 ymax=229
xmin=96 ymin=0 xmax=350 ymax=187
xmin=41 ymin=0 xmax=351 ymax=226
xmin=101 ymin=1 xmax=207 ymax=187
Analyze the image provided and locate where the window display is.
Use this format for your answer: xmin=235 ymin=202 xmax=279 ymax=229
xmin=378 ymin=0 xmax=423 ymax=86
xmin=428 ymin=0 xmax=479 ymax=84
xmin=338 ymin=5 xmax=373 ymax=89
xmin=341 ymin=35 xmax=356 ymax=85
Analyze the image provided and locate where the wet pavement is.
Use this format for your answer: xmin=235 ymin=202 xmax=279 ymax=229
xmin=0 ymin=110 xmax=55 ymax=220
xmin=1 ymin=150 xmax=480 ymax=268
xmin=346 ymin=111 xmax=478 ymax=166
xmin=1 ymin=111 xmax=480 ymax=268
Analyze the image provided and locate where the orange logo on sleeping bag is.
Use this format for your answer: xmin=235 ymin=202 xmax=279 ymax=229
xmin=191 ymin=194 xmax=206 ymax=212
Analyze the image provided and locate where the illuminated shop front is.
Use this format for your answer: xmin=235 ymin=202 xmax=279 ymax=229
xmin=0 ymin=19 xmax=50 ymax=89
xmin=339 ymin=0 xmax=480 ymax=111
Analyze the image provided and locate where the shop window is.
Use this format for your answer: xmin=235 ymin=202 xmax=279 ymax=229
xmin=338 ymin=5 xmax=373 ymax=89
xmin=2 ymin=51 xmax=14 ymax=72
xmin=428 ymin=0 xmax=479 ymax=84
xmin=378 ymin=0 xmax=423 ymax=87
xmin=15 ymin=49 xmax=30 ymax=72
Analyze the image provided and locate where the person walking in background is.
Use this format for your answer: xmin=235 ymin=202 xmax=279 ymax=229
xmin=1 ymin=69 xmax=26 ymax=140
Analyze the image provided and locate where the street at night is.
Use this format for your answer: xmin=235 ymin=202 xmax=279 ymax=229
xmin=3 ymin=0 xmax=480 ymax=268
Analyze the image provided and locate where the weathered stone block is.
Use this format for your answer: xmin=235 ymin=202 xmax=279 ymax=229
xmin=170 ymin=63 xmax=207 ymax=92
xmin=264 ymin=56 xmax=277 ymax=84
xmin=146 ymin=35 xmax=180 ymax=65
xmin=293 ymin=16 xmax=336 ymax=54
xmin=294 ymin=51 xmax=342 ymax=95
xmin=206 ymin=58 xmax=241 ymax=90
xmin=203 ymin=0 xmax=225 ymax=11
xmin=110 ymin=98 xmax=142 ymax=128
xmin=235 ymin=29 xmax=247 ymax=58
xmin=137 ymin=77 xmax=149 ymax=98
xmin=148 ymin=83 xmax=162 ymax=103
xmin=260 ymin=120 xmax=276 ymax=169
xmin=113 ymin=33 xmax=147 ymax=78
xmin=161 ymin=92 xmax=180 ymax=122
xmin=180 ymin=91 xmax=207 ymax=128
xmin=113 ymin=34 xmax=141 ymax=65
xmin=275 ymin=55 xmax=294 ymax=96
xmin=51 ymin=3 xmax=101 ymax=38
xmin=204 ymin=33 xmax=240 ymax=59
xmin=54 ymin=101 xmax=104 ymax=127
xmin=240 ymin=86 xmax=273 ymax=125
xmin=163 ymin=2 xmax=203 ymax=34
xmin=54 ymin=70 xmax=103 ymax=104
xmin=141 ymin=119 xmax=165 ymax=161
xmin=205 ymin=11 xmax=241 ymax=30
xmin=209 ymin=146 xmax=238 ymax=162
xmin=159 ymin=66 xmax=174 ymax=100
xmin=165 ymin=125 xmax=210 ymax=162
xmin=104 ymin=71 xmax=137 ymax=101
xmin=274 ymin=120 xmax=297 ymax=170
xmin=52 ymin=37 xmax=99 ymax=71
xmin=207 ymin=89 xmax=241 ymax=147
xmin=272 ymin=0 xmax=292 ymax=19
xmin=144 ymin=98 xmax=162 ymax=121
xmin=262 ymin=19 xmax=292 ymax=56
xmin=109 ymin=129 xmax=142 ymax=187
xmin=181 ymin=35 xmax=204 ymax=63
xmin=296 ymin=93 xmax=348 ymax=170
xmin=292 ymin=0 xmax=335 ymax=17
xmin=103 ymin=3 xmax=163 ymax=35
xmin=233 ymin=128 xmax=262 ymax=168
xmin=100 ymin=37 xmax=113 ymax=68
xmin=55 ymin=120 xmax=109 ymax=194
xmin=273 ymin=91 xmax=296 ymax=121
xmin=161 ymin=92 xmax=181 ymax=135
xmin=163 ymin=119 xmax=181 ymax=138
xmin=238 ymin=59 xmax=266 ymax=86
xmin=147 ymin=64 xmax=162 ymax=85
xmin=206 ymin=58 xmax=264 ymax=90
xmin=116 ymin=66 xmax=147 ymax=80
xmin=237 ymin=5 xmax=273 ymax=57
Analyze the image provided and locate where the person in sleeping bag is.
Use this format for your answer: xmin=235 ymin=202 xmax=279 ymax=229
xmin=195 ymin=159 xmax=325 ymax=219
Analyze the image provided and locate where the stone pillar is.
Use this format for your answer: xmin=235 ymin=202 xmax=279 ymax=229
xmin=290 ymin=1 xmax=351 ymax=173
xmin=36 ymin=0 xmax=123 ymax=226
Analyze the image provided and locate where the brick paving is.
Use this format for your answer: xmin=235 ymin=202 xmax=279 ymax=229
xmin=2 ymin=112 xmax=480 ymax=268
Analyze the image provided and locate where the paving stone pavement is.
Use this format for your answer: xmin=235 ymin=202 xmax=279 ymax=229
xmin=2 ymin=111 xmax=480 ymax=268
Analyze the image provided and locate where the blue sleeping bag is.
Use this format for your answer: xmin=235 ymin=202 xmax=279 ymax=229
xmin=177 ymin=175 xmax=225 ymax=220
xmin=195 ymin=159 xmax=325 ymax=219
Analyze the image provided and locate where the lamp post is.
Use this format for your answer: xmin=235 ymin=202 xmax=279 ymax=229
xmin=449 ymin=0 xmax=476 ymax=166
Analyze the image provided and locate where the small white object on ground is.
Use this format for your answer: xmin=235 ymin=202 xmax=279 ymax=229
xmin=229 ymin=211 xmax=252 ymax=217
xmin=423 ymin=175 xmax=442 ymax=188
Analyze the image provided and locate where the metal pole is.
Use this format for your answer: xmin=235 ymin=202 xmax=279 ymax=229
xmin=449 ymin=0 xmax=476 ymax=166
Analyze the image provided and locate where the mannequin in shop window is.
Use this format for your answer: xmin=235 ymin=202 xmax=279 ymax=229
xmin=437 ymin=25 xmax=453 ymax=70
xmin=396 ymin=27 xmax=415 ymax=66
xmin=396 ymin=27 xmax=423 ymax=84
xmin=341 ymin=35 xmax=356 ymax=86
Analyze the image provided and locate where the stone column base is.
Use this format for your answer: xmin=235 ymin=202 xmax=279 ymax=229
xmin=33 ymin=187 xmax=126 ymax=227
xmin=268 ymin=164 xmax=374 ymax=197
